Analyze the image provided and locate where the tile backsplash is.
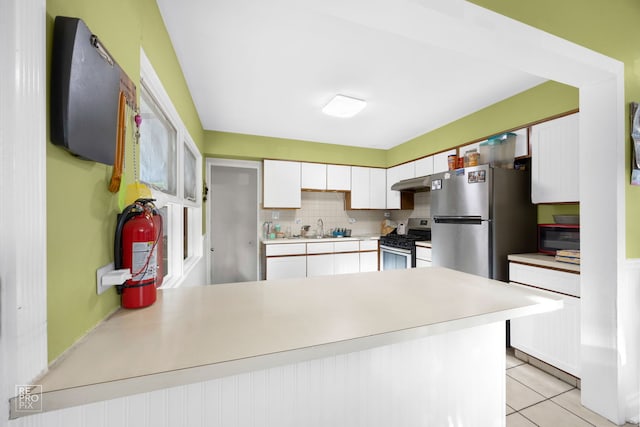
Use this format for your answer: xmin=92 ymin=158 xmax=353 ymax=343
xmin=261 ymin=191 xmax=432 ymax=237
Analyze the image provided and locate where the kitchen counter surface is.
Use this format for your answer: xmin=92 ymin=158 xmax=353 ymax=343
xmin=262 ymin=234 xmax=380 ymax=244
xmin=18 ymin=267 xmax=561 ymax=417
xmin=508 ymin=252 xmax=580 ymax=273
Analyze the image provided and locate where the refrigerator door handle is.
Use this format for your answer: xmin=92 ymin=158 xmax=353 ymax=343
xmin=433 ymin=216 xmax=490 ymax=225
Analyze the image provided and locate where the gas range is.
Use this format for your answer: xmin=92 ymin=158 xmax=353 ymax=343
xmin=379 ymin=218 xmax=431 ymax=270
xmin=379 ymin=218 xmax=431 ymax=250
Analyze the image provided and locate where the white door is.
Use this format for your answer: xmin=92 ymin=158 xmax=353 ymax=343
xmin=209 ymin=161 xmax=260 ymax=284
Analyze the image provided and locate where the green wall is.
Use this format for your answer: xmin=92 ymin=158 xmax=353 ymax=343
xmin=204 ymin=131 xmax=387 ymax=168
xmin=46 ymin=0 xmax=203 ymax=362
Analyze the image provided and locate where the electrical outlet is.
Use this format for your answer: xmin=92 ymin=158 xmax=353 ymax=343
xmin=295 ymin=218 xmax=302 ymax=224
xmin=271 ymin=211 xmax=280 ymax=220
xmin=96 ymin=263 xmax=115 ymax=295
xmin=348 ymin=217 xmax=356 ymax=224
xmin=384 ymin=211 xmax=391 ymax=218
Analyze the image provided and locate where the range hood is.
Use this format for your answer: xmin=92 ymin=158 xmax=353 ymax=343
xmin=390 ymin=175 xmax=432 ymax=192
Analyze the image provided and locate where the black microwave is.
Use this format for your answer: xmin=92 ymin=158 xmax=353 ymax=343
xmin=538 ymin=224 xmax=580 ymax=255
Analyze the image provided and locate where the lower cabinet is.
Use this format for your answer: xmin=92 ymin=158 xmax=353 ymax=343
xmin=416 ymin=245 xmax=432 ymax=267
xmin=307 ymin=254 xmax=334 ymax=277
xmin=509 ymin=260 xmax=581 ymax=377
xmin=266 ymin=256 xmax=307 ymax=280
xmin=265 ymin=240 xmax=379 ymax=280
xmin=359 ymin=251 xmax=378 ymax=272
xmin=509 ymin=285 xmax=581 ymax=376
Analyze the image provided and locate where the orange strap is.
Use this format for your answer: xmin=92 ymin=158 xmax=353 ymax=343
xmin=109 ymin=91 xmax=126 ymax=193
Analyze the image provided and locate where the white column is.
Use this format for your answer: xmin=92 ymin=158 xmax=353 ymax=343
xmin=0 ymin=0 xmax=48 ymax=422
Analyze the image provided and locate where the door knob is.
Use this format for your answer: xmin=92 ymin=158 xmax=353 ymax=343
xmin=210 ymin=248 xmax=215 ymax=252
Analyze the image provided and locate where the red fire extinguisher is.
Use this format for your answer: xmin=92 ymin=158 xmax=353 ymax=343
xmin=114 ymin=198 xmax=163 ymax=308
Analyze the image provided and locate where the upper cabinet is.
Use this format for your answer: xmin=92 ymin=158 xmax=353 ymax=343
xmin=301 ymin=163 xmax=351 ymax=191
xmin=433 ymin=149 xmax=457 ymax=174
xmin=386 ymin=161 xmax=415 ymax=209
xmin=531 ymin=113 xmax=579 ymax=204
xmin=263 ymin=160 xmax=301 ymax=208
xmin=414 ymin=156 xmax=433 ymax=177
xmin=348 ymin=166 xmax=386 ymax=209
xmin=327 ymin=164 xmax=351 ymax=191
xmin=301 ymin=162 xmax=326 ymax=190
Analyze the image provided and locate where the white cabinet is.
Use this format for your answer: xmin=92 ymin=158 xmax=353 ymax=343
xmin=386 ymin=162 xmax=415 ymax=209
xmin=265 ymin=243 xmax=307 ymax=280
xmin=301 ymin=162 xmax=327 ymax=190
xmin=335 ymin=252 xmax=360 ymax=275
xmin=307 ymin=241 xmax=360 ymax=277
xmin=359 ymin=240 xmax=378 ymax=272
xmin=513 ymin=128 xmax=529 ymax=158
xmin=530 ymin=113 xmax=579 ymax=203
xmin=359 ymin=251 xmax=378 ymax=272
xmin=509 ymin=261 xmax=581 ymax=376
xmin=414 ymin=156 xmax=433 ymax=177
xmin=307 ymin=254 xmax=334 ymax=277
xmin=348 ymin=167 xmax=386 ymax=209
xmin=433 ymin=149 xmax=457 ymax=174
xmin=266 ymin=256 xmax=306 ymax=280
xmin=415 ymin=245 xmax=432 ymax=267
xmin=370 ymin=168 xmax=387 ymax=209
xmin=327 ymin=164 xmax=351 ymax=191
xmin=263 ymin=160 xmax=301 ymax=208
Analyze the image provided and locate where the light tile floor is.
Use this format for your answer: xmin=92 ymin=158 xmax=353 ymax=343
xmin=506 ymin=349 xmax=639 ymax=427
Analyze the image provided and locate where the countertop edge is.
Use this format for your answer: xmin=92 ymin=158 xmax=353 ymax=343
xmin=9 ymin=286 xmax=561 ymax=419
xmin=508 ymin=253 xmax=581 ymax=273
xmin=262 ymin=235 xmax=380 ymax=244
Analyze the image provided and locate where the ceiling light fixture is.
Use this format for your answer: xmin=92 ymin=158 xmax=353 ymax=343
xmin=322 ymin=94 xmax=367 ymax=118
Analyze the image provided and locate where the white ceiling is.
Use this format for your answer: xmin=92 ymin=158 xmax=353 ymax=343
xmin=156 ymin=0 xmax=546 ymax=150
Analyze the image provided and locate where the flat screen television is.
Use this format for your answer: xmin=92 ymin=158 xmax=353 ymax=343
xmin=50 ymin=16 xmax=121 ymax=165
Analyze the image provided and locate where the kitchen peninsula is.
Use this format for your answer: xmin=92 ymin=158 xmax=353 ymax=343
xmin=13 ymin=268 xmax=562 ymax=425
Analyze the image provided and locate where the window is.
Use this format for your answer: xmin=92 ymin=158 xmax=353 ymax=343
xmin=139 ymin=49 xmax=202 ymax=288
xmin=140 ymin=88 xmax=177 ymax=195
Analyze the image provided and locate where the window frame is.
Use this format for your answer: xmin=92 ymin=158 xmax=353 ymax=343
xmin=139 ymin=49 xmax=202 ymax=289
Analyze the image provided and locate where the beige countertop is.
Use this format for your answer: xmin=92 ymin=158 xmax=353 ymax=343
xmin=22 ymin=267 xmax=562 ymax=416
xmin=262 ymin=235 xmax=380 ymax=244
xmin=508 ymin=253 xmax=580 ymax=273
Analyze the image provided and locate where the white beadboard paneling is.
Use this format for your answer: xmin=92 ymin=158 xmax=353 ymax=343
xmin=8 ymin=322 xmax=505 ymax=426
xmin=1 ymin=0 xmax=48 ymax=424
xmin=623 ymin=260 xmax=640 ymax=424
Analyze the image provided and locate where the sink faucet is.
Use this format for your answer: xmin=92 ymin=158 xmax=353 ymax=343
xmin=317 ymin=218 xmax=324 ymax=238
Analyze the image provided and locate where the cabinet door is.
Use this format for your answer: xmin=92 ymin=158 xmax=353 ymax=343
xmin=349 ymin=166 xmax=370 ymax=209
xmin=416 ymin=259 xmax=432 ymax=268
xmin=266 ymin=256 xmax=306 ymax=280
xmin=433 ymin=149 xmax=457 ymax=174
xmin=359 ymin=251 xmax=378 ymax=272
xmin=307 ymin=254 xmax=334 ymax=277
xmin=386 ymin=162 xmax=415 ymax=209
xmin=334 ymin=252 xmax=360 ymax=275
xmin=263 ymin=160 xmax=301 ymax=208
xmin=414 ymin=156 xmax=434 ymax=177
xmin=513 ymin=128 xmax=529 ymax=158
xmin=301 ymin=162 xmax=327 ymax=190
xmin=510 ymin=282 xmax=581 ymax=376
xmin=327 ymin=164 xmax=351 ymax=191
xmin=531 ymin=113 xmax=579 ymax=203
xmin=369 ymin=168 xmax=387 ymax=209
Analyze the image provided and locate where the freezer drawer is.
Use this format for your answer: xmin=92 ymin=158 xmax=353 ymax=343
xmin=431 ymin=217 xmax=490 ymax=278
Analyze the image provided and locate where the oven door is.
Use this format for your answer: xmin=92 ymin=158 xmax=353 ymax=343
xmin=380 ymin=245 xmax=412 ymax=271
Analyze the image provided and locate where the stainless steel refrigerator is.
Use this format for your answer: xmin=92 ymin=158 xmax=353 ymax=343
xmin=430 ymin=164 xmax=537 ymax=282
